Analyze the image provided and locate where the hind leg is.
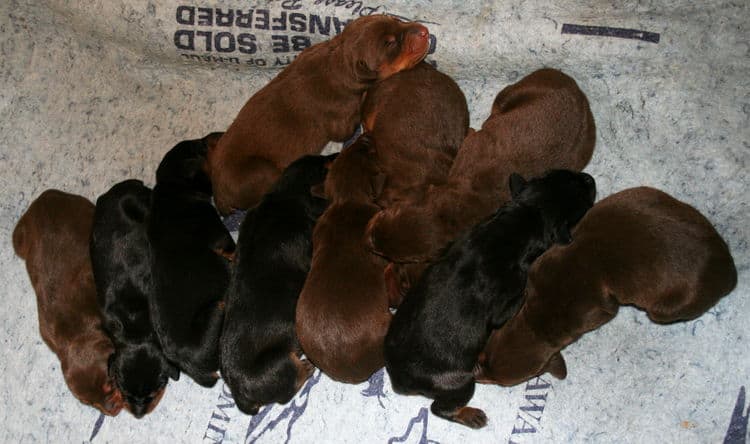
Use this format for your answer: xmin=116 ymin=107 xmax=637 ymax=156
xmin=430 ymin=380 xmax=487 ymax=429
xmin=292 ymin=353 xmax=315 ymax=392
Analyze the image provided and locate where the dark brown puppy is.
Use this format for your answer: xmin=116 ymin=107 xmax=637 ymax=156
xmin=208 ymin=15 xmax=431 ymax=214
xmin=367 ymin=68 xmax=595 ymax=264
xmin=477 ymin=187 xmax=738 ymax=387
xmin=149 ymin=134 xmax=235 ymax=388
xmin=295 ymin=134 xmax=391 ymax=383
xmin=362 ymin=61 xmax=469 ymax=303
xmin=362 ymin=61 xmax=469 ymax=207
xmin=13 ymin=190 xmax=122 ymax=416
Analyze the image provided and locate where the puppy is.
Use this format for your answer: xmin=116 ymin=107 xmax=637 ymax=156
xmin=91 ymin=180 xmax=178 ymax=418
xmin=14 ymin=190 xmax=122 ymax=416
xmin=367 ymin=68 xmax=595 ymax=265
xmin=361 ymin=61 xmax=469 ymax=303
xmin=296 ymin=134 xmax=392 ymax=383
xmin=208 ymin=15 xmax=431 ymax=214
xmin=148 ymin=134 xmax=235 ymax=387
xmin=477 ymin=186 xmax=738 ymax=387
xmin=361 ymin=61 xmax=469 ymax=207
xmin=384 ymin=170 xmax=596 ymax=429
xmin=221 ymin=153 xmax=335 ymax=415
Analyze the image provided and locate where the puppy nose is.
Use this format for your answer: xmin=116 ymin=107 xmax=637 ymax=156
xmin=411 ymin=25 xmax=429 ymax=38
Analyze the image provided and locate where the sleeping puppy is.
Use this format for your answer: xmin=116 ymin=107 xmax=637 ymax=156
xmin=91 ymin=180 xmax=178 ymax=418
xmin=361 ymin=61 xmax=469 ymax=208
xmin=14 ymin=190 xmax=122 ymax=416
xmin=477 ymin=186 xmax=738 ymax=387
xmin=221 ymin=153 xmax=335 ymax=415
xmin=148 ymin=133 xmax=235 ymax=387
xmin=208 ymin=15 xmax=431 ymax=214
xmin=384 ymin=170 xmax=596 ymax=429
xmin=367 ymin=68 xmax=595 ymax=265
xmin=296 ymin=134 xmax=391 ymax=383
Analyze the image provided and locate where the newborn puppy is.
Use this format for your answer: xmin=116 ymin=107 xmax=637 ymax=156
xmin=478 ymin=186 xmax=738 ymax=387
xmin=221 ymin=153 xmax=335 ymax=415
xmin=361 ymin=61 xmax=469 ymax=303
xmin=148 ymin=134 xmax=235 ymax=387
xmin=367 ymin=68 xmax=595 ymax=265
xmin=14 ymin=190 xmax=122 ymax=416
xmin=208 ymin=15 xmax=431 ymax=214
xmin=361 ymin=61 xmax=469 ymax=207
xmin=384 ymin=170 xmax=596 ymax=429
xmin=296 ymin=135 xmax=391 ymax=383
xmin=91 ymin=180 xmax=178 ymax=418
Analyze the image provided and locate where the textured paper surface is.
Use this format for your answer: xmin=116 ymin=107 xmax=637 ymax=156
xmin=1 ymin=1 xmax=748 ymax=443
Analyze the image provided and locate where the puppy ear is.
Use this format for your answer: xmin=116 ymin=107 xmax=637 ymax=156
xmin=107 ymin=354 xmax=116 ymax=377
xmin=554 ymin=224 xmax=573 ymax=245
xmin=371 ymin=172 xmax=387 ymax=200
xmin=355 ymin=60 xmax=378 ymax=82
xmin=543 ymin=352 xmax=567 ymax=379
xmin=509 ymin=173 xmax=527 ymax=200
xmin=120 ymin=195 xmax=148 ymax=223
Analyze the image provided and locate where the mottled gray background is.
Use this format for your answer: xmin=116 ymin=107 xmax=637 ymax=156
xmin=1 ymin=1 xmax=748 ymax=443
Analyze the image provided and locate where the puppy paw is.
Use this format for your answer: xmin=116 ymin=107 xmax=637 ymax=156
xmin=454 ymin=406 xmax=488 ymax=429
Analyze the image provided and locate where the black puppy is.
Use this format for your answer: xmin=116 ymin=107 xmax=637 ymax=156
xmin=148 ymin=133 xmax=235 ymax=387
xmin=221 ymin=153 xmax=335 ymax=415
xmin=91 ymin=179 xmax=179 ymax=418
xmin=384 ymin=170 xmax=596 ymax=428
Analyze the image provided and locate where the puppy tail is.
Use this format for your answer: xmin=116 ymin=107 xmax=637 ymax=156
xmin=12 ymin=214 xmax=28 ymax=258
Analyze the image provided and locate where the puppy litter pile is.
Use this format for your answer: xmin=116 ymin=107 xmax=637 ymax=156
xmin=1 ymin=1 xmax=748 ymax=443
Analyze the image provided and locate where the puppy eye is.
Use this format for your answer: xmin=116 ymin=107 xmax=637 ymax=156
xmin=384 ymin=36 xmax=397 ymax=47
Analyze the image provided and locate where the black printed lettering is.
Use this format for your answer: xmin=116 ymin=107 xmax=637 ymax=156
xmin=215 ymin=9 xmax=234 ymax=26
xmin=272 ymin=35 xmax=290 ymax=52
xmin=310 ymin=14 xmax=331 ymax=35
xmin=255 ymin=9 xmax=270 ymax=30
xmin=197 ymin=7 xmax=213 ymax=26
xmin=511 ymin=414 xmax=537 ymax=434
xmin=291 ymin=35 xmax=311 ymax=51
xmin=236 ymin=10 xmax=253 ymax=28
xmin=519 ymin=394 xmax=547 ymax=421
xmin=289 ymin=13 xmax=307 ymax=32
xmin=272 ymin=11 xmax=287 ymax=30
xmin=196 ymin=30 xmax=213 ymax=51
xmin=174 ymin=29 xmax=195 ymax=50
xmin=214 ymin=32 xmax=235 ymax=53
xmin=176 ymin=5 xmax=194 ymax=25
xmin=238 ymin=34 xmax=258 ymax=54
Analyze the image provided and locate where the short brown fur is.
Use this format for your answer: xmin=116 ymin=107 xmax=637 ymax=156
xmin=13 ymin=190 xmax=123 ymax=415
xmin=295 ymin=135 xmax=391 ymax=383
xmin=366 ymin=68 xmax=595 ymax=264
xmin=208 ymin=15 xmax=430 ymax=214
xmin=477 ymin=187 xmax=738 ymax=386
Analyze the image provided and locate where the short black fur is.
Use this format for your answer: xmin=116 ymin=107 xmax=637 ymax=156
xmin=90 ymin=179 xmax=178 ymax=418
xmin=384 ymin=169 xmax=596 ymax=428
xmin=148 ymin=134 xmax=235 ymax=387
xmin=220 ymin=153 xmax=336 ymax=415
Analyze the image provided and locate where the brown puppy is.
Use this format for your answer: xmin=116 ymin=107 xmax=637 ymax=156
xmin=361 ymin=61 xmax=469 ymax=303
xmin=295 ymin=134 xmax=391 ymax=383
xmin=13 ymin=190 xmax=123 ymax=416
xmin=208 ymin=15 xmax=430 ymax=214
xmin=477 ymin=187 xmax=738 ymax=386
xmin=366 ymin=68 xmax=595 ymax=264
xmin=362 ymin=61 xmax=469 ymax=207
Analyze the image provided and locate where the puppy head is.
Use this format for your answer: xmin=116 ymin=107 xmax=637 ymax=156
xmin=324 ymin=134 xmax=385 ymax=203
xmin=155 ymin=138 xmax=212 ymax=194
xmin=273 ymin=152 xmax=338 ymax=196
xmin=64 ymin=337 xmax=123 ymax=416
xmin=342 ymin=15 xmax=430 ymax=82
xmin=509 ymin=170 xmax=596 ymax=244
xmin=109 ymin=345 xmax=177 ymax=418
xmin=365 ymin=203 xmax=442 ymax=263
